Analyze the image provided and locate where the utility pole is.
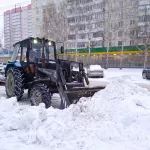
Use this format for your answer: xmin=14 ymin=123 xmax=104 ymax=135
xmin=88 ymin=36 xmax=91 ymax=56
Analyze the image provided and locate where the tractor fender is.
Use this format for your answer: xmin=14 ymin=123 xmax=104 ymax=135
xmin=5 ymin=62 xmax=22 ymax=77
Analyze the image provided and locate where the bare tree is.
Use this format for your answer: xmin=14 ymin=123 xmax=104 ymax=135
xmin=104 ymin=0 xmax=139 ymax=69
xmin=42 ymin=0 xmax=68 ymax=58
xmin=133 ymin=4 xmax=150 ymax=69
xmin=67 ymin=0 xmax=104 ymax=63
xmin=104 ymin=0 xmax=119 ymax=69
xmin=67 ymin=1 xmax=92 ymax=61
xmin=119 ymin=0 xmax=138 ymax=69
xmin=67 ymin=0 xmax=85 ymax=61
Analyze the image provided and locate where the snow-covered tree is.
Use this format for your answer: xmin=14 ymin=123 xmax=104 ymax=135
xmin=132 ymin=4 xmax=150 ymax=69
xmin=42 ymin=0 xmax=68 ymax=56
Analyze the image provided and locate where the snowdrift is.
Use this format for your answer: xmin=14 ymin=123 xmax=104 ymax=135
xmin=0 ymin=77 xmax=150 ymax=150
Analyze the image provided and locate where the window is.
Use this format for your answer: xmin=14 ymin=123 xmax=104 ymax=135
xmin=86 ymin=14 xmax=93 ymax=21
xmin=130 ymin=20 xmax=135 ymax=25
xmin=91 ymin=40 xmax=103 ymax=47
xmin=68 ymin=34 xmax=76 ymax=40
xmin=118 ymin=41 xmax=122 ymax=46
xmin=78 ymin=33 xmax=86 ymax=39
xmin=36 ymin=18 xmax=40 ymax=22
xmin=93 ymin=31 xmax=103 ymax=38
xmin=119 ymin=21 xmax=123 ymax=27
xmin=130 ymin=10 xmax=135 ymax=15
xmin=36 ymin=8 xmax=39 ymax=14
xmin=77 ymin=42 xmax=85 ymax=48
xmin=21 ymin=45 xmax=28 ymax=61
xmin=130 ymin=40 xmax=134 ymax=45
xmin=118 ymin=31 xmax=123 ymax=37
xmin=10 ymin=44 xmax=21 ymax=62
xmin=69 ymin=25 xmax=76 ymax=32
xmin=131 ymin=0 xmax=137 ymax=5
xmin=67 ymin=42 xmax=75 ymax=48
xmin=68 ymin=17 xmax=75 ymax=23
xmin=68 ymin=8 xmax=75 ymax=15
xmin=78 ymin=24 xmax=86 ymax=31
xmin=95 ymin=22 xmax=103 ymax=28
xmin=130 ymin=30 xmax=135 ymax=36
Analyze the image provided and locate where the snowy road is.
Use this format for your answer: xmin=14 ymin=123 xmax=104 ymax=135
xmin=88 ymin=68 xmax=150 ymax=91
xmin=0 ymin=68 xmax=149 ymax=109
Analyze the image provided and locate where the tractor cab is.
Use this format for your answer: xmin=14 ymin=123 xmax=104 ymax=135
xmin=6 ymin=38 xmax=58 ymax=82
xmin=9 ymin=37 xmax=56 ymax=64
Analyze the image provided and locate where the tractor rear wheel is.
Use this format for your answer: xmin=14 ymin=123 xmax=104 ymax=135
xmin=5 ymin=68 xmax=25 ymax=101
xmin=29 ymin=84 xmax=51 ymax=108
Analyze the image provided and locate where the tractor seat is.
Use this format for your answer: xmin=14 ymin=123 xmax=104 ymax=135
xmin=66 ymin=82 xmax=84 ymax=89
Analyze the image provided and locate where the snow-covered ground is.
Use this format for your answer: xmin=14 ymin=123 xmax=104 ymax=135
xmin=0 ymin=69 xmax=150 ymax=150
xmin=88 ymin=68 xmax=150 ymax=91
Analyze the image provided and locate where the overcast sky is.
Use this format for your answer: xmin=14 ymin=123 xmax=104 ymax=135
xmin=0 ymin=0 xmax=31 ymax=31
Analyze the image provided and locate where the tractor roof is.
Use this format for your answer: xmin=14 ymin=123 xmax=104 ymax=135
xmin=13 ymin=37 xmax=52 ymax=46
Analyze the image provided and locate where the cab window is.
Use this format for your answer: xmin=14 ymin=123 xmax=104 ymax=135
xmin=10 ymin=44 xmax=21 ymax=62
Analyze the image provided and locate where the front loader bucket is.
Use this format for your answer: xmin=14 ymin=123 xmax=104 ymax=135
xmin=59 ymin=86 xmax=105 ymax=109
xmin=66 ymin=86 xmax=105 ymax=104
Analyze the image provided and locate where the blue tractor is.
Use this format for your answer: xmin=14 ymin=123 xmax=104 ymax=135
xmin=5 ymin=37 xmax=105 ymax=109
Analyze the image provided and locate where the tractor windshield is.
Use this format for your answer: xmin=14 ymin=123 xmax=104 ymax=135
xmin=10 ymin=43 xmax=21 ymax=62
xmin=29 ymin=40 xmax=55 ymax=62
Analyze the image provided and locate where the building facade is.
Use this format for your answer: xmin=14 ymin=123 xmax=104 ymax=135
xmin=4 ymin=4 xmax=32 ymax=50
xmin=138 ymin=0 xmax=150 ymax=44
xmin=104 ymin=0 xmax=150 ymax=47
xmin=67 ymin=0 xmax=104 ymax=49
xmin=31 ymin=0 xmax=150 ymax=49
xmin=104 ymin=0 xmax=139 ymax=47
xmin=31 ymin=0 xmax=51 ymax=38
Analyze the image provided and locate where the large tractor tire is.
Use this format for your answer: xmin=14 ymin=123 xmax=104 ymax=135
xmin=5 ymin=68 xmax=25 ymax=101
xmin=29 ymin=84 xmax=51 ymax=108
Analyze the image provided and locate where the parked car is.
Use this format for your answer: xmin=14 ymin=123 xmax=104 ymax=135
xmin=0 ymin=63 xmax=6 ymax=74
xmin=142 ymin=67 xmax=150 ymax=79
xmin=87 ymin=65 xmax=104 ymax=78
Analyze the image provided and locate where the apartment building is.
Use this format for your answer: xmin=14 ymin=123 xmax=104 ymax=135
xmin=104 ymin=0 xmax=150 ymax=47
xmin=31 ymin=0 xmax=64 ymax=38
xmin=31 ymin=0 xmax=53 ymax=37
xmin=67 ymin=0 xmax=104 ymax=49
xmin=4 ymin=4 xmax=32 ymax=50
xmin=104 ymin=0 xmax=139 ymax=47
xmin=31 ymin=0 xmax=150 ymax=49
xmin=138 ymin=0 xmax=150 ymax=44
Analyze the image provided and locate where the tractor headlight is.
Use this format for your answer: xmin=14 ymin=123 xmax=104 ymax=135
xmin=48 ymin=41 xmax=52 ymax=46
xmin=33 ymin=39 xmax=38 ymax=44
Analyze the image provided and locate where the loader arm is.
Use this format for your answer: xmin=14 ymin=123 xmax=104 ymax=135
xmin=56 ymin=64 xmax=71 ymax=109
xmin=55 ymin=61 xmax=105 ymax=109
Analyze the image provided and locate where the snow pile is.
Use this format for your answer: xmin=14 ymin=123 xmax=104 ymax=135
xmin=0 ymin=77 xmax=150 ymax=150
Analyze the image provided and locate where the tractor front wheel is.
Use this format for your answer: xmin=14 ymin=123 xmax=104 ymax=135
xmin=5 ymin=68 xmax=25 ymax=101
xmin=29 ymin=84 xmax=51 ymax=108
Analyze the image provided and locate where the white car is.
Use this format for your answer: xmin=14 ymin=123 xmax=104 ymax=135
xmin=87 ymin=65 xmax=104 ymax=78
xmin=0 ymin=63 xmax=6 ymax=74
